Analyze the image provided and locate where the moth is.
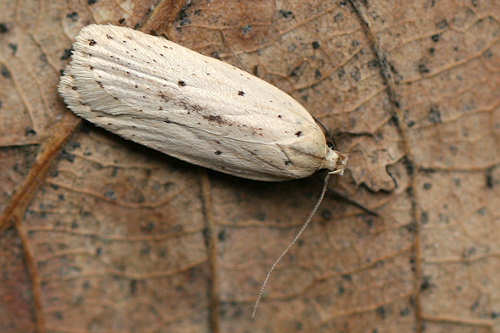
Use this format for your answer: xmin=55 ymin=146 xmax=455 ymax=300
xmin=59 ymin=24 xmax=347 ymax=180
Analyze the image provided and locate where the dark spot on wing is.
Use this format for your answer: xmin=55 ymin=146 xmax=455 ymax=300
xmin=203 ymin=115 xmax=227 ymax=125
xmin=178 ymin=80 xmax=186 ymax=86
xmin=295 ymin=131 xmax=302 ymax=137
xmin=159 ymin=92 xmax=169 ymax=102
xmin=88 ymin=39 xmax=96 ymax=46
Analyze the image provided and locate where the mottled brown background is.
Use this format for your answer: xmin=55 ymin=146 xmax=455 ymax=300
xmin=0 ymin=1 xmax=499 ymax=332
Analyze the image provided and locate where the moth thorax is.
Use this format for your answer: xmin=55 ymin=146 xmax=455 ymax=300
xmin=321 ymin=148 xmax=348 ymax=175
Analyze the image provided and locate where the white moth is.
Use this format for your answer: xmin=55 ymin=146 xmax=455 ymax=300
xmin=59 ymin=24 xmax=346 ymax=181
xmin=58 ymin=24 xmax=348 ymax=317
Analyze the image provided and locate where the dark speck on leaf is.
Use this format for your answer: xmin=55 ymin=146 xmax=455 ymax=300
xmin=129 ymin=280 xmax=137 ymax=295
xmin=420 ymin=276 xmax=432 ymax=291
xmin=376 ymin=306 xmax=386 ymax=319
xmin=104 ymin=190 xmax=116 ymax=200
xmin=60 ymin=150 xmax=75 ymax=163
xmin=0 ymin=23 xmax=8 ymax=33
xmin=8 ymin=43 xmax=17 ymax=54
xmin=486 ymin=169 xmax=494 ymax=188
xmin=351 ymin=67 xmax=361 ymax=81
xmin=1 ymin=65 xmax=11 ymax=79
xmin=368 ymin=59 xmax=379 ymax=68
xmin=436 ymin=19 xmax=448 ymax=29
xmin=321 ymin=209 xmax=332 ymax=220
xmin=418 ymin=63 xmax=430 ymax=74
xmin=279 ymin=9 xmax=294 ymax=19
xmin=337 ymin=68 xmax=346 ymax=79
xmin=140 ymin=221 xmax=155 ymax=233
xmin=66 ymin=12 xmax=79 ymax=22
xmin=25 ymin=127 xmax=37 ymax=136
xmin=61 ymin=48 xmax=73 ymax=60
xmin=428 ymin=106 xmax=442 ymax=123
xmin=241 ymin=25 xmax=252 ymax=35
xmin=290 ymin=65 xmax=302 ymax=77
xmin=218 ymin=229 xmax=226 ymax=241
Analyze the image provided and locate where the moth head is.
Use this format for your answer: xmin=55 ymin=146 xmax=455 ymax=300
xmin=322 ymin=148 xmax=348 ymax=175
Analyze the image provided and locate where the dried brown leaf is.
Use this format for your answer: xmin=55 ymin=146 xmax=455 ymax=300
xmin=0 ymin=1 xmax=499 ymax=332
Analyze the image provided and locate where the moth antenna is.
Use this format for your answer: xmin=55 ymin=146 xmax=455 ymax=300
xmin=251 ymin=170 xmax=339 ymax=318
